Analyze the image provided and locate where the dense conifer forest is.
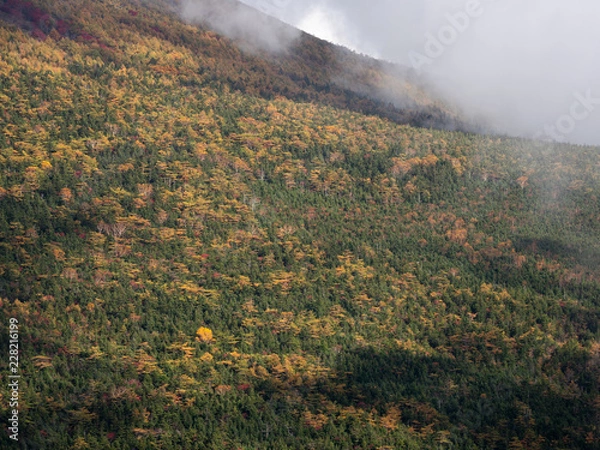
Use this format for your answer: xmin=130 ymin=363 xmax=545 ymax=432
xmin=0 ymin=0 xmax=599 ymax=448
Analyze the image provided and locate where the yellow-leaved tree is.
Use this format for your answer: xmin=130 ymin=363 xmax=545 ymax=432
xmin=196 ymin=327 xmax=214 ymax=343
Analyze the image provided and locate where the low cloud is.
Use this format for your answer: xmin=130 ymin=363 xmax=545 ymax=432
xmin=241 ymin=0 xmax=600 ymax=146
xmin=180 ymin=0 xmax=300 ymax=53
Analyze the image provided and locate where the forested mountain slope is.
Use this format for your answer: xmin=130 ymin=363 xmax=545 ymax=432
xmin=0 ymin=0 xmax=470 ymax=131
xmin=0 ymin=0 xmax=599 ymax=448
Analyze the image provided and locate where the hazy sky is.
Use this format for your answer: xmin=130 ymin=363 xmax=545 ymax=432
xmin=238 ymin=0 xmax=600 ymax=145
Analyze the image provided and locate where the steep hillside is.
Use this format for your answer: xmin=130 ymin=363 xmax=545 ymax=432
xmin=0 ymin=0 xmax=469 ymax=131
xmin=0 ymin=0 xmax=599 ymax=449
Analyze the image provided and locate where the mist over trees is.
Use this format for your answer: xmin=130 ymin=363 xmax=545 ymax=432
xmin=0 ymin=0 xmax=599 ymax=448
